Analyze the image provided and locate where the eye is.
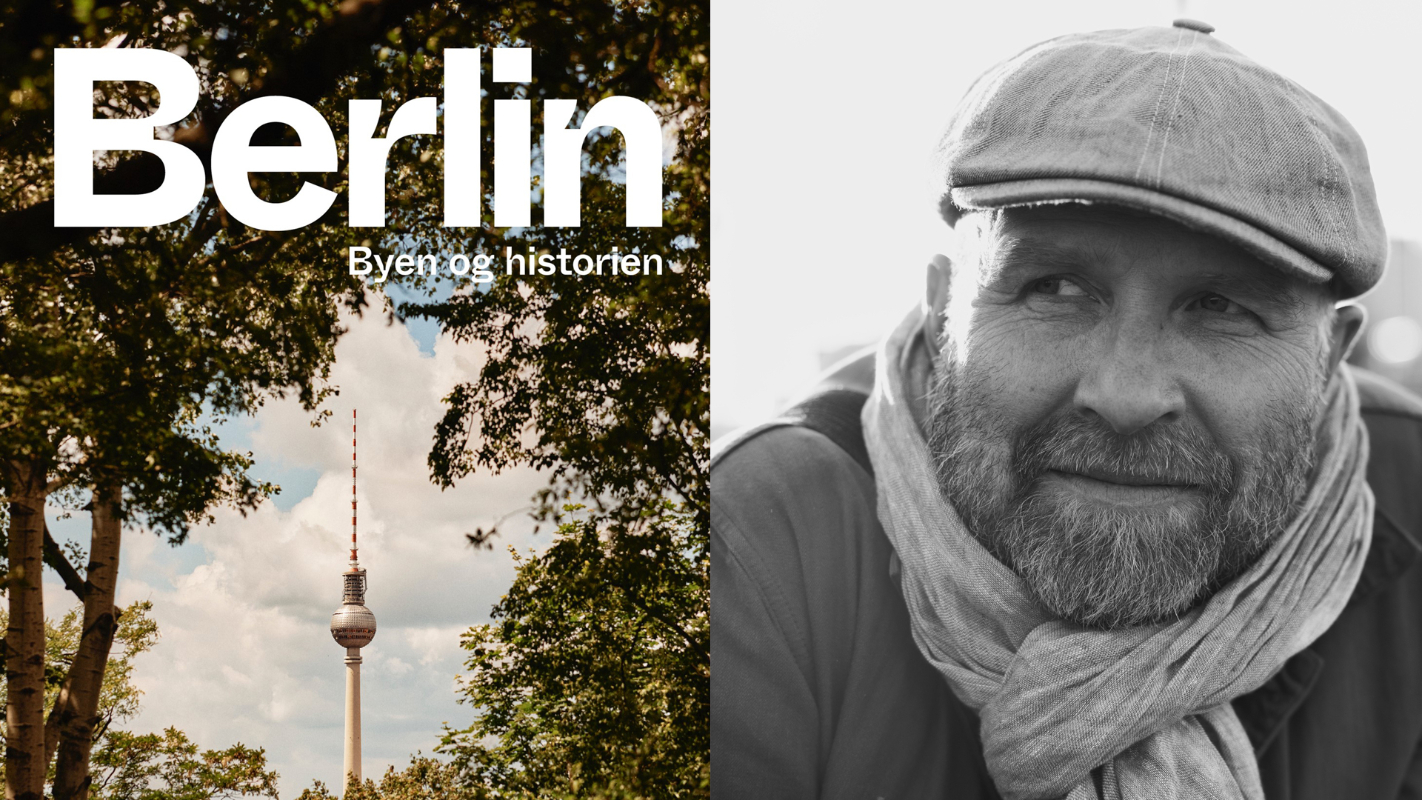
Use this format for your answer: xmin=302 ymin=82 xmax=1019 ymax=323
xmin=1194 ymin=293 xmax=1249 ymax=315
xmin=1029 ymin=276 xmax=1090 ymax=297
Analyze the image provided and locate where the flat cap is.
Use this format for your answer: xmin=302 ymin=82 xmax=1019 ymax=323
xmin=934 ymin=23 xmax=1386 ymax=298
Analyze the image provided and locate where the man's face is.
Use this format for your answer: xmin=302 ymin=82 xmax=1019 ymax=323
xmin=927 ymin=204 xmax=1338 ymax=630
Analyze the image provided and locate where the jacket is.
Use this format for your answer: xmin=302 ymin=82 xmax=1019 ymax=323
xmin=711 ymin=362 xmax=1422 ymax=799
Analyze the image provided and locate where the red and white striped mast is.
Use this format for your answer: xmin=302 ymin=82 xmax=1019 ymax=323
xmin=351 ymin=409 xmax=358 ymax=564
xmin=329 ymin=409 xmax=375 ymax=792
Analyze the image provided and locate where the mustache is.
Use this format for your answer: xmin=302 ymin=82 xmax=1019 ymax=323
xmin=1011 ymin=412 xmax=1237 ymax=496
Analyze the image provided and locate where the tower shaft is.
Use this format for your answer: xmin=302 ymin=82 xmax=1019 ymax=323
xmin=344 ymin=647 xmax=362 ymax=789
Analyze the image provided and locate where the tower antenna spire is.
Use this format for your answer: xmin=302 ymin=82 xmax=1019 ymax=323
xmin=351 ymin=408 xmax=358 ymax=564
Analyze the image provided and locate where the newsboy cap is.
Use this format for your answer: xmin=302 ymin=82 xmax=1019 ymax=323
xmin=934 ymin=21 xmax=1386 ymax=298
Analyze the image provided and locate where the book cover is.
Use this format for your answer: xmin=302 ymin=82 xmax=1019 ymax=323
xmin=0 ymin=0 xmax=706 ymax=795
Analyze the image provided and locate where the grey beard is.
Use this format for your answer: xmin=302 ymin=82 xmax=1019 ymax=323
xmin=926 ymin=364 xmax=1320 ymax=630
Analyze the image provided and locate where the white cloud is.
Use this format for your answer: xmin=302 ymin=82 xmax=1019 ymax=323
xmin=37 ymin=306 xmax=552 ymax=794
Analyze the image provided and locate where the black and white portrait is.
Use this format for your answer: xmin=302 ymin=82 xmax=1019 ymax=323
xmin=712 ymin=2 xmax=1422 ymax=797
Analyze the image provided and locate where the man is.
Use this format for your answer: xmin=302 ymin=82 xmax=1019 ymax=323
xmin=711 ymin=20 xmax=1422 ymax=800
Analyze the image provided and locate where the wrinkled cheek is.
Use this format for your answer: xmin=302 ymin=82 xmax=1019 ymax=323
xmin=957 ymin=326 xmax=1079 ymax=428
xmin=1198 ymin=362 xmax=1325 ymax=502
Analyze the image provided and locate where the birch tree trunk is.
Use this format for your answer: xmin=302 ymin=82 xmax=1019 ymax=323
xmin=3 ymin=457 xmax=48 ymax=800
xmin=48 ymin=483 xmax=122 ymax=800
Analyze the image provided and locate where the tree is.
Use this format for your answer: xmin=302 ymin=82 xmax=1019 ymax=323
xmin=442 ymin=508 xmax=707 ymax=798
xmin=0 ymin=601 xmax=159 ymax=762
xmin=391 ymin=0 xmax=708 ymax=794
xmin=0 ymin=600 xmax=279 ymax=800
xmin=0 ymin=1 xmax=409 ymax=794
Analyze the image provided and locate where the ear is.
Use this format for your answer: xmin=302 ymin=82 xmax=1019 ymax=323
xmin=922 ymin=254 xmax=954 ymax=356
xmin=1327 ymin=303 xmax=1366 ymax=372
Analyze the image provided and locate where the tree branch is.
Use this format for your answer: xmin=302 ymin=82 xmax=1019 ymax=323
xmin=611 ymin=576 xmax=708 ymax=665
xmin=43 ymin=520 xmax=88 ymax=601
xmin=44 ymin=476 xmax=74 ymax=495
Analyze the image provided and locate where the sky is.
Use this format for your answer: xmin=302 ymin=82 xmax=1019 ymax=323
xmin=45 ymin=304 xmax=549 ymax=793
xmin=712 ymin=0 xmax=1422 ymax=437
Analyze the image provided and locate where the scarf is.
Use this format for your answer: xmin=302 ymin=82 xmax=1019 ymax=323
xmin=862 ymin=308 xmax=1373 ymax=800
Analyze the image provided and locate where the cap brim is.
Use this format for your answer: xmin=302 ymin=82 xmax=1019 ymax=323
xmin=951 ymin=178 xmax=1335 ymax=287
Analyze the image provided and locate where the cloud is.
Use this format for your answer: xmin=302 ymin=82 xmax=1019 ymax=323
xmin=42 ymin=306 xmax=552 ymax=794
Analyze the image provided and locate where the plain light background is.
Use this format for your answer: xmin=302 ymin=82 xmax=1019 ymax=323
xmin=711 ymin=0 xmax=1422 ymax=439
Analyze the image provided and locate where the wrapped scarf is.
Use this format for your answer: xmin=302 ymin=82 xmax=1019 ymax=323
xmin=862 ymin=309 xmax=1373 ymax=800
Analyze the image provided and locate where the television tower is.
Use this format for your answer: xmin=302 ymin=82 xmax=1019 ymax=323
xmin=330 ymin=409 xmax=376 ymax=791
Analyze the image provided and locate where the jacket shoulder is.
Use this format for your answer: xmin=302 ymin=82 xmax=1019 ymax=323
xmin=711 ymin=422 xmax=885 ymax=630
xmin=711 ymin=423 xmax=877 ymax=549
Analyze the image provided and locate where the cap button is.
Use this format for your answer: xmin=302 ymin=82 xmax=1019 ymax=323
xmin=1172 ymin=18 xmax=1215 ymax=34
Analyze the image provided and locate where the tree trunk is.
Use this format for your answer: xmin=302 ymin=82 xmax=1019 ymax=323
xmin=3 ymin=458 xmax=48 ymax=800
xmin=48 ymin=483 xmax=123 ymax=800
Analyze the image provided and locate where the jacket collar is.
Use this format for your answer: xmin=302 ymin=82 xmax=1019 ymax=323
xmin=1234 ymin=500 xmax=1421 ymax=756
xmin=1346 ymin=503 xmax=1421 ymax=609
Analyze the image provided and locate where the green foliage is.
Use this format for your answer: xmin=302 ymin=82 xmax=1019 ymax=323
xmin=404 ymin=0 xmax=710 ymax=534
xmin=301 ymin=751 xmax=708 ymax=800
xmin=90 ymin=728 xmax=279 ymax=800
xmin=0 ymin=600 xmax=159 ymax=745
xmin=299 ymin=755 xmax=474 ymax=800
xmin=1 ymin=1 xmax=373 ymax=541
xmin=52 ymin=600 xmax=160 ymax=732
xmin=386 ymin=1 xmax=710 ymax=795
xmin=441 ymin=506 xmax=707 ymax=799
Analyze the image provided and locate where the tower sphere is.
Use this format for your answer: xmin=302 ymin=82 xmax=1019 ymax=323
xmin=331 ymin=566 xmax=377 ymax=648
xmin=331 ymin=604 xmax=377 ymax=648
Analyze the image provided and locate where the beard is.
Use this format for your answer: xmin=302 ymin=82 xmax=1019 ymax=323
xmin=926 ymin=360 xmax=1322 ymax=630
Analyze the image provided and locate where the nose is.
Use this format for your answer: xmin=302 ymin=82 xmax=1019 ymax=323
xmin=1072 ymin=325 xmax=1186 ymax=435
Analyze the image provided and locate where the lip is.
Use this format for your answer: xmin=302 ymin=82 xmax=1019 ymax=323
xmin=1051 ymin=467 xmax=1198 ymax=489
xmin=1043 ymin=469 xmax=1203 ymax=505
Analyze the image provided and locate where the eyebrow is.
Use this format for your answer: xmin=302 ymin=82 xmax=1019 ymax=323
xmin=986 ymin=235 xmax=1315 ymax=319
xmin=987 ymin=237 xmax=1094 ymax=281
